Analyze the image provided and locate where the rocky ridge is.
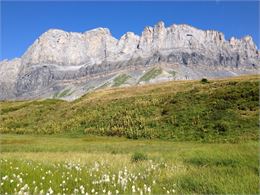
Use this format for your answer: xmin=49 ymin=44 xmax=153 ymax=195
xmin=0 ymin=21 xmax=259 ymax=100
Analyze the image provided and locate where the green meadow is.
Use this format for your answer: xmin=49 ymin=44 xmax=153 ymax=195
xmin=0 ymin=75 xmax=259 ymax=194
xmin=0 ymin=135 xmax=259 ymax=194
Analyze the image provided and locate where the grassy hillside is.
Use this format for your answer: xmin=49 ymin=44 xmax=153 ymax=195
xmin=0 ymin=75 xmax=259 ymax=142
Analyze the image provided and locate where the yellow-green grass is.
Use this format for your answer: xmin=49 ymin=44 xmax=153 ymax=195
xmin=0 ymin=134 xmax=259 ymax=194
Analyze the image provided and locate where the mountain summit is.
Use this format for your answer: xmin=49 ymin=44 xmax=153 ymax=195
xmin=0 ymin=21 xmax=259 ymax=100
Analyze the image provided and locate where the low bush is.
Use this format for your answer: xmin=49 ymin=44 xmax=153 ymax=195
xmin=200 ymin=78 xmax=209 ymax=83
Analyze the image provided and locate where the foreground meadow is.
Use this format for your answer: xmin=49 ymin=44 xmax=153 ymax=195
xmin=0 ymin=135 xmax=259 ymax=194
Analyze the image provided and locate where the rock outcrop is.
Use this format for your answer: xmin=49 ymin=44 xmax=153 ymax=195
xmin=0 ymin=21 xmax=259 ymax=100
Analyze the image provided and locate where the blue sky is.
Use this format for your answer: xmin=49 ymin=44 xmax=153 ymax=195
xmin=1 ymin=1 xmax=259 ymax=60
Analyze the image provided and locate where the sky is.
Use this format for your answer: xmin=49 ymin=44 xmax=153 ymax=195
xmin=0 ymin=1 xmax=259 ymax=60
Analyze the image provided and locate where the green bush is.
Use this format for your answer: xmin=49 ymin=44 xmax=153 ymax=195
xmin=131 ymin=152 xmax=148 ymax=162
xmin=214 ymin=122 xmax=229 ymax=134
xmin=200 ymin=78 xmax=209 ymax=84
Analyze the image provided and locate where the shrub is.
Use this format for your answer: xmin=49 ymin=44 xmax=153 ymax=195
xmin=131 ymin=152 xmax=148 ymax=162
xmin=214 ymin=122 xmax=229 ymax=134
xmin=201 ymin=78 xmax=209 ymax=84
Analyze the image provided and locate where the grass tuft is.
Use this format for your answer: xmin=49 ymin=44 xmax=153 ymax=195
xmin=131 ymin=152 xmax=148 ymax=162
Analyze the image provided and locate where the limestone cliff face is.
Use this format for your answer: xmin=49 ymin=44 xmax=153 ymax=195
xmin=0 ymin=21 xmax=259 ymax=100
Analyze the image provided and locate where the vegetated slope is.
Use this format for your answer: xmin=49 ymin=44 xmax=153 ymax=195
xmin=0 ymin=75 xmax=258 ymax=142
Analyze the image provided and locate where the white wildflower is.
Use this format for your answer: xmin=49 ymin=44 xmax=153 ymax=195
xmin=132 ymin=185 xmax=136 ymax=193
xmin=48 ymin=187 xmax=54 ymax=194
xmin=2 ymin=175 xmax=8 ymax=181
xmin=147 ymin=186 xmax=151 ymax=193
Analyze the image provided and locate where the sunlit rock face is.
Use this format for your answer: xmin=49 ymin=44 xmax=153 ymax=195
xmin=1 ymin=21 xmax=259 ymax=100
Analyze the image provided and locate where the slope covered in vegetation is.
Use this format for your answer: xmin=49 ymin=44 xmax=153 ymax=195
xmin=0 ymin=75 xmax=259 ymax=142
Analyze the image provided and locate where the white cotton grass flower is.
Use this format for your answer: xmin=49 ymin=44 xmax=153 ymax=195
xmin=19 ymin=178 xmax=23 ymax=183
xmin=144 ymin=184 xmax=147 ymax=193
xmin=108 ymin=191 xmax=112 ymax=195
xmin=20 ymin=184 xmax=29 ymax=191
xmin=132 ymin=185 xmax=136 ymax=193
xmin=80 ymin=185 xmax=85 ymax=194
xmin=47 ymin=187 xmax=54 ymax=195
xmin=2 ymin=175 xmax=8 ymax=181
xmin=147 ymin=186 xmax=151 ymax=194
xmin=34 ymin=186 xmax=38 ymax=193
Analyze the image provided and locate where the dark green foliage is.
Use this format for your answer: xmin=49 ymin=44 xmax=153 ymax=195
xmin=131 ymin=152 xmax=148 ymax=162
xmin=200 ymin=78 xmax=209 ymax=83
xmin=214 ymin=122 xmax=229 ymax=135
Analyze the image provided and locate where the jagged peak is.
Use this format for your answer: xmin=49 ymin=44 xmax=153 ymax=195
xmin=143 ymin=26 xmax=153 ymax=32
xmin=40 ymin=28 xmax=112 ymax=39
xmin=84 ymin=27 xmax=111 ymax=36
xmin=120 ymin=32 xmax=139 ymax=40
xmin=169 ymin=23 xmax=200 ymax=31
xmin=40 ymin=29 xmax=69 ymax=38
xmin=45 ymin=28 xmax=67 ymax=34
xmin=242 ymin=35 xmax=254 ymax=44
xmin=154 ymin=21 xmax=165 ymax=28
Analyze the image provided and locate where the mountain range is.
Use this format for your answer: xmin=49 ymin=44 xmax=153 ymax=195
xmin=0 ymin=21 xmax=259 ymax=100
